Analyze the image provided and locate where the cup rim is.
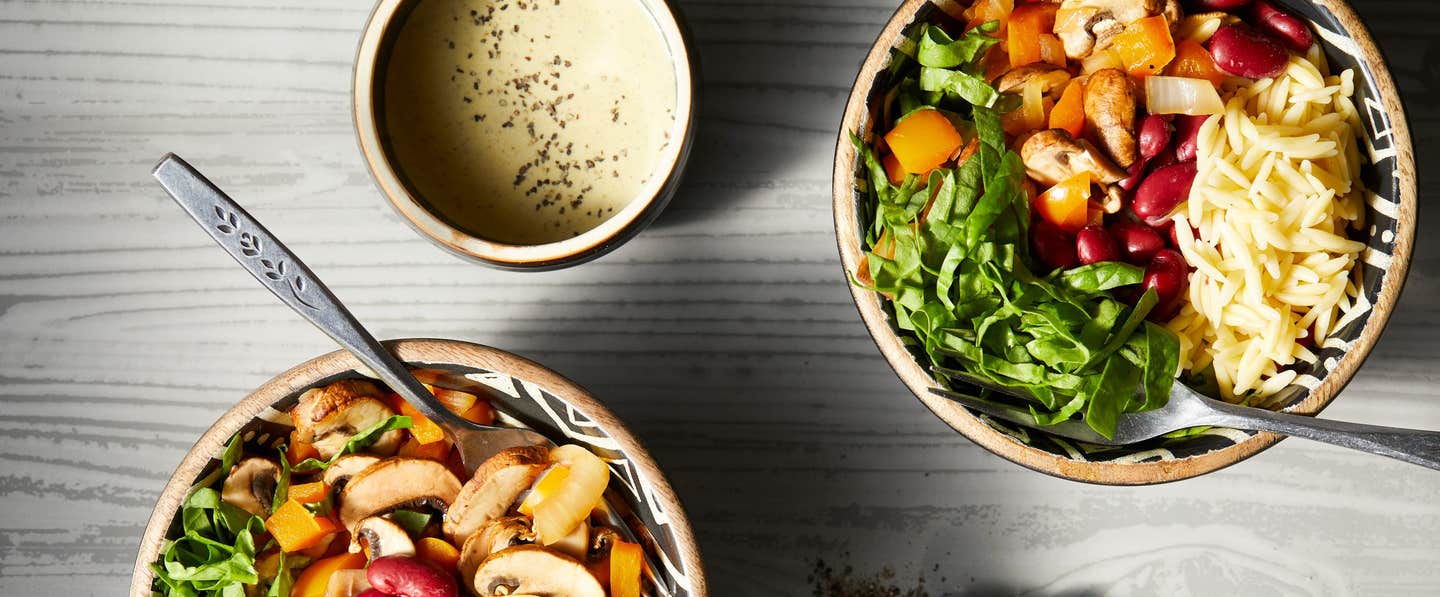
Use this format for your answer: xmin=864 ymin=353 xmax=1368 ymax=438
xmin=830 ymin=0 xmax=1418 ymax=485
xmin=352 ymin=0 xmax=697 ymax=270
xmin=128 ymin=338 xmax=709 ymax=595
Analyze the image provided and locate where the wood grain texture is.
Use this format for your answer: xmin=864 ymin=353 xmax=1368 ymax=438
xmin=0 ymin=0 xmax=1438 ymax=595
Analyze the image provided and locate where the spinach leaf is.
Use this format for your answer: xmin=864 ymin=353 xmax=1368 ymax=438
xmin=389 ymin=510 xmax=432 ymax=537
xmin=920 ymin=66 xmax=999 ymax=108
xmin=153 ymin=487 xmax=265 ymax=595
xmin=271 ymin=449 xmax=291 ymax=513
xmin=916 ymin=22 xmax=999 ymax=68
xmin=1058 ymin=262 xmax=1145 ymax=294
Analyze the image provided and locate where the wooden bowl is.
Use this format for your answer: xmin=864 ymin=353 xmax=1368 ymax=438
xmin=130 ymin=339 xmax=708 ymax=595
xmin=352 ymin=0 xmax=697 ymax=270
xmin=832 ymin=0 xmax=1416 ymax=485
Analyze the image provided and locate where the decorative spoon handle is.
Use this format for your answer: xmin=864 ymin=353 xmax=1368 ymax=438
xmin=151 ymin=153 xmax=474 ymax=432
xmin=1199 ymin=396 xmax=1440 ymax=470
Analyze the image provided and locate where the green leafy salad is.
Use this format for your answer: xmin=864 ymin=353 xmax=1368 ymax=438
xmin=151 ymin=415 xmax=411 ymax=596
xmin=851 ymin=21 xmax=1181 ymax=440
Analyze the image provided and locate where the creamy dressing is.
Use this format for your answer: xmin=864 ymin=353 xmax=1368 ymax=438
xmin=384 ymin=0 xmax=677 ymax=245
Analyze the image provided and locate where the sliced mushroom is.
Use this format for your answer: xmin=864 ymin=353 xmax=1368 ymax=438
xmin=323 ymin=454 xmax=382 ymax=490
xmin=291 ymin=379 xmax=403 ymax=460
xmin=443 ymin=446 xmax=550 ymax=545
xmin=1021 ymin=129 xmax=1128 ymax=186
xmin=1101 ymin=185 xmax=1125 ymax=214
xmin=338 ymin=457 xmax=461 ymax=533
xmin=221 ymin=458 xmax=280 ymax=518
xmin=471 ymin=546 xmax=605 ymax=597
xmin=1083 ymin=68 xmax=1138 ymax=167
xmin=993 ymin=64 xmax=1072 ymax=97
xmin=475 ymin=517 xmax=538 ymax=556
xmin=460 ymin=517 xmax=537 ymax=588
xmin=1054 ymin=0 xmax=1166 ymax=59
xmin=353 ymin=516 xmax=416 ymax=560
xmin=322 ymin=569 xmax=372 ymax=597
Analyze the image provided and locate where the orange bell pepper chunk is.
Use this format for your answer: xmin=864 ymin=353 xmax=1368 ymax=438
xmin=883 ymin=109 xmax=962 ymax=176
xmin=399 ymin=435 xmax=450 ymax=461
xmin=388 ymin=396 xmax=446 ymax=445
xmin=1166 ymin=39 xmax=1228 ymax=88
xmin=459 ymin=401 xmax=496 ymax=426
xmin=966 ymin=0 xmax=1014 ymax=33
xmin=1110 ymin=15 xmax=1175 ymax=77
xmin=286 ymin=431 xmax=319 ymax=464
xmin=290 ymin=552 xmax=366 ymax=597
xmin=265 ymin=499 xmax=338 ymax=553
xmin=882 ymin=153 xmax=906 ymax=185
xmin=427 ymin=385 xmax=478 ymax=414
xmin=287 ymin=481 xmax=328 ymax=504
xmin=1049 ymin=79 xmax=1086 ymax=137
xmin=1007 ymin=3 xmax=1058 ymax=68
xmin=416 ymin=537 xmax=462 ymax=571
xmin=1034 ymin=172 xmax=1092 ymax=232
xmin=518 ymin=465 xmax=571 ymax=516
xmin=609 ymin=540 xmax=644 ymax=597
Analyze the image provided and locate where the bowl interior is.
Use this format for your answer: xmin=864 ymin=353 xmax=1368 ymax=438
xmin=353 ymin=0 xmax=696 ymax=270
xmin=132 ymin=340 xmax=705 ymax=596
xmin=834 ymin=0 xmax=1415 ymax=482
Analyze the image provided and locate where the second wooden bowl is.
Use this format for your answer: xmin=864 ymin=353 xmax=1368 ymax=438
xmin=832 ymin=0 xmax=1417 ymax=485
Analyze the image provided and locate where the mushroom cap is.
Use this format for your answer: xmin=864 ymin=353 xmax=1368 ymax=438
xmin=338 ymin=457 xmax=461 ymax=533
xmin=324 ymin=454 xmax=382 ymax=490
xmin=291 ymin=380 xmax=403 ymax=460
xmin=1020 ymin=129 xmax=1128 ymax=186
xmin=353 ymin=516 xmax=417 ymax=561
xmin=443 ymin=446 xmax=550 ymax=545
xmin=993 ymin=64 xmax=1071 ymax=97
xmin=221 ymin=457 xmax=280 ymax=518
xmin=1083 ymin=68 xmax=1139 ymax=168
xmin=471 ymin=546 xmax=605 ymax=597
xmin=459 ymin=516 xmax=537 ymax=588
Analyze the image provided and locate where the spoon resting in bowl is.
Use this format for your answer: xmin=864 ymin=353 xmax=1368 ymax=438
xmin=151 ymin=153 xmax=549 ymax=474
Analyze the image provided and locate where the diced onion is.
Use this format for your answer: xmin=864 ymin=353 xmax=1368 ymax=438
xmin=1146 ymin=75 xmax=1225 ymax=115
xmin=1081 ymin=49 xmax=1122 ymax=75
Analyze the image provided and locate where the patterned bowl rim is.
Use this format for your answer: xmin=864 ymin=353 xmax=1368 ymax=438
xmin=830 ymin=0 xmax=1417 ymax=485
xmin=130 ymin=339 xmax=709 ymax=595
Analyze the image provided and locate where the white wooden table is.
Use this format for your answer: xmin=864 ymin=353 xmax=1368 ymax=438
xmin=2 ymin=0 xmax=1438 ymax=595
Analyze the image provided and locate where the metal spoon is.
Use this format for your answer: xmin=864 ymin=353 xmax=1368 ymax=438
xmin=152 ymin=153 xmax=549 ymax=474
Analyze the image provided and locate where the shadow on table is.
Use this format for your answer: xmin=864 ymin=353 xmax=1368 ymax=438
xmin=646 ymin=0 xmax=860 ymax=230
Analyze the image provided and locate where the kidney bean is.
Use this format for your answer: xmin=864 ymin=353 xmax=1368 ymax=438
xmin=1185 ymin=0 xmax=1251 ymax=10
xmin=1208 ymin=23 xmax=1289 ymax=79
xmin=1117 ymin=158 xmax=1147 ymax=192
xmin=1076 ymin=226 xmax=1121 ymax=265
xmin=1032 ymin=220 xmax=1078 ymax=271
xmin=1138 ymin=114 xmax=1174 ymax=162
xmin=1133 ymin=162 xmax=1198 ymax=225
xmin=1109 ymin=220 xmax=1167 ymax=264
xmin=1172 ymin=114 xmax=1209 ymax=163
xmin=1142 ymin=249 xmax=1189 ymax=319
xmin=367 ymin=556 xmax=457 ymax=597
xmin=1250 ymin=0 xmax=1313 ymax=52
